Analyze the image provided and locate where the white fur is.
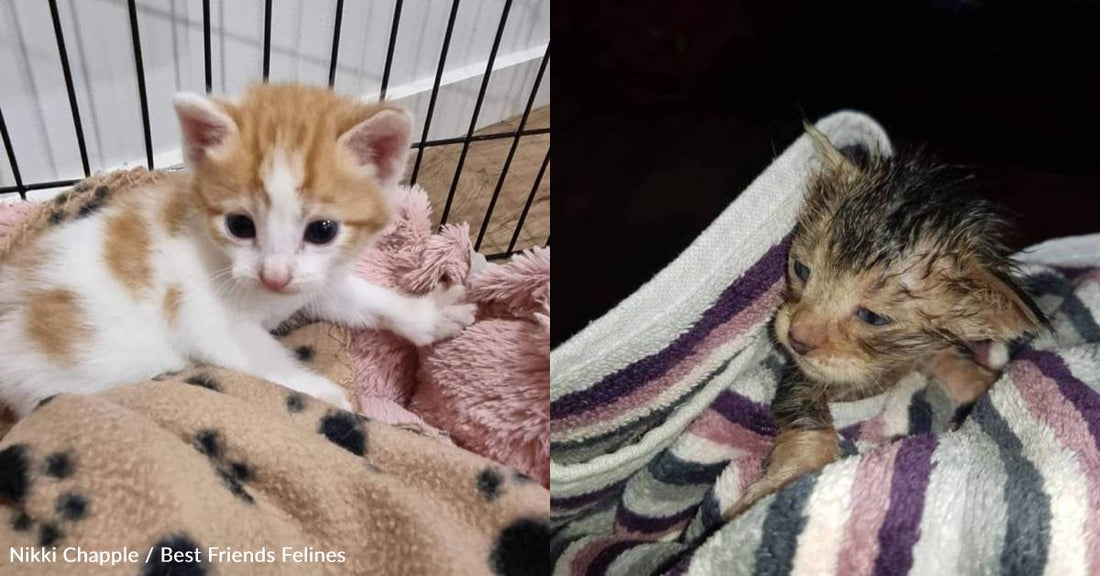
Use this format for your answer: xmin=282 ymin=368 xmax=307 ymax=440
xmin=0 ymin=96 xmax=474 ymax=417
xmin=256 ymin=149 xmax=305 ymax=290
xmin=987 ymin=342 xmax=1009 ymax=370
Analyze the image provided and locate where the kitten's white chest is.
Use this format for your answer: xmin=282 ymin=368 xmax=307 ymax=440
xmin=238 ymin=290 xmax=314 ymax=330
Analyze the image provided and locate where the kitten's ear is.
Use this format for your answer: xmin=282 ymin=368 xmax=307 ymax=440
xmin=954 ymin=267 xmax=1046 ymax=342
xmin=338 ymin=106 xmax=413 ymax=188
xmin=174 ymin=93 xmax=237 ymax=165
xmin=803 ymin=120 xmax=856 ymax=173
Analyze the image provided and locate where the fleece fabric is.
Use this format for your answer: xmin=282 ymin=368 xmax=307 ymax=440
xmin=0 ymin=362 xmax=548 ymax=576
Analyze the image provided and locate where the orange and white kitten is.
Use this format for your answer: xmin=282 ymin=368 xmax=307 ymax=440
xmin=0 ymin=83 xmax=475 ymax=416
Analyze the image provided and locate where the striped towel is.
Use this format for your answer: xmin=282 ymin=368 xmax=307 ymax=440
xmin=550 ymin=111 xmax=1100 ymax=575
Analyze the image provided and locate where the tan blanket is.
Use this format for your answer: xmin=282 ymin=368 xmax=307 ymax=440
xmin=0 ymin=354 xmax=547 ymax=575
xmin=0 ymin=171 xmax=548 ymax=575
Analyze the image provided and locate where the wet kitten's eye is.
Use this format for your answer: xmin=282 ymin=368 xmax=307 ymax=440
xmin=793 ymin=260 xmax=811 ymax=282
xmin=856 ymin=307 xmax=890 ymax=326
xmin=304 ymin=220 xmax=339 ymax=244
xmin=225 ymin=214 xmax=256 ymax=239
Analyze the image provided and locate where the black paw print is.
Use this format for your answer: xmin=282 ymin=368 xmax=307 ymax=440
xmin=1 ymin=444 xmax=91 ymax=547
xmin=192 ymin=429 xmax=254 ymax=504
xmin=490 ymin=518 xmax=549 ymax=576
xmin=318 ymin=411 xmax=367 ymax=456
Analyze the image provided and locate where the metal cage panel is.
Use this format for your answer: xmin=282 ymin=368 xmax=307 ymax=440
xmin=0 ymin=0 xmax=549 ymax=259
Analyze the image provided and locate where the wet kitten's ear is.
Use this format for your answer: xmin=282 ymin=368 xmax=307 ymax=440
xmin=953 ymin=267 xmax=1045 ymax=342
xmin=338 ymin=106 xmax=413 ymax=189
xmin=803 ymin=120 xmax=856 ymax=174
xmin=174 ymin=93 xmax=237 ymax=165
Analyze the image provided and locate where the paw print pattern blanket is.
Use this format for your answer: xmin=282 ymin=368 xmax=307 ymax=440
xmin=0 ymin=364 xmax=548 ymax=575
xmin=550 ymin=112 xmax=1100 ymax=575
xmin=0 ymin=170 xmax=548 ymax=576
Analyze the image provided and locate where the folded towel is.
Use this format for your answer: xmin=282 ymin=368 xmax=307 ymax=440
xmin=550 ymin=111 xmax=1100 ymax=576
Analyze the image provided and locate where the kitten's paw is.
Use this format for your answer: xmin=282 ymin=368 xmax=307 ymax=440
xmin=279 ymin=372 xmax=352 ymax=411
xmin=921 ymin=349 xmax=1000 ymax=406
xmin=722 ymin=429 xmax=838 ymax=522
xmin=724 ymin=477 xmax=780 ymax=521
xmin=396 ymin=284 xmax=476 ymax=346
xmin=319 ymin=388 xmax=353 ymax=412
xmin=430 ymin=283 xmax=477 ymax=336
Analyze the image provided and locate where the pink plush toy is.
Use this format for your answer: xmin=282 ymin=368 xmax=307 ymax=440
xmin=410 ymin=249 xmax=550 ymax=487
xmin=350 ymin=186 xmax=550 ymax=486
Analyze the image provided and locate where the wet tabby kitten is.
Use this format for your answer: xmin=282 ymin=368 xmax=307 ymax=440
xmin=725 ymin=123 xmax=1045 ymax=518
xmin=0 ymin=83 xmax=475 ymax=417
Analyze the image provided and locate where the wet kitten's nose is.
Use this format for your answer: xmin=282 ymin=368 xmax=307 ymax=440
xmin=788 ymin=332 xmax=814 ymax=355
xmin=787 ymin=320 xmax=817 ymax=355
xmin=260 ymin=270 xmax=292 ymax=292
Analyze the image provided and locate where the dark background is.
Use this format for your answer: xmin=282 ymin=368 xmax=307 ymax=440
xmin=552 ymin=0 xmax=1100 ymax=347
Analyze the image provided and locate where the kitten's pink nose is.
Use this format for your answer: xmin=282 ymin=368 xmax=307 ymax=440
xmin=787 ymin=323 xmax=817 ymax=355
xmin=788 ymin=332 xmax=814 ymax=356
xmin=260 ymin=270 xmax=292 ymax=292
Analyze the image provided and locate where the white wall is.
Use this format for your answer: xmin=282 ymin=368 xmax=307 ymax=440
xmin=0 ymin=0 xmax=549 ymax=191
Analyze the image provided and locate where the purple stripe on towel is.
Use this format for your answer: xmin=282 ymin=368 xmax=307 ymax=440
xmin=1018 ymin=348 xmax=1100 ymax=451
xmin=1052 ymin=265 xmax=1093 ymax=282
xmin=551 ymin=478 xmax=629 ymax=511
xmin=552 ymin=240 xmax=788 ymax=419
xmin=587 ymin=539 xmax=647 ymax=576
xmin=838 ymin=422 xmax=862 ymax=441
xmin=710 ymin=389 xmax=777 ymax=437
xmin=616 ymin=503 xmax=697 ymax=535
xmin=872 ymin=433 xmax=939 ymax=576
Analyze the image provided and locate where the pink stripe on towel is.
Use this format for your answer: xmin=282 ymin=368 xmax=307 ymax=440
xmin=859 ymin=414 xmax=888 ymax=446
xmin=836 ymin=441 xmax=903 ymax=575
xmin=569 ymin=536 xmax=632 ymax=575
xmin=735 ymin=454 xmax=766 ymax=495
xmin=689 ymin=409 xmax=773 ymax=454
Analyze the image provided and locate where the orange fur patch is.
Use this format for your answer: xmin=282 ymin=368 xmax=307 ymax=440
xmin=25 ymin=289 xmax=89 ymax=365
xmin=5 ymin=243 xmax=46 ymax=286
xmin=163 ymin=285 xmax=182 ymax=326
xmin=161 ymin=187 xmax=191 ymax=236
xmin=189 ymin=83 xmax=392 ymax=251
xmin=104 ymin=206 xmax=152 ymax=296
xmin=0 ymin=169 xmax=168 ymax=266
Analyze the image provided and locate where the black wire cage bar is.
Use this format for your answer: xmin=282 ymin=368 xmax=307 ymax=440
xmin=0 ymin=0 xmax=550 ymax=260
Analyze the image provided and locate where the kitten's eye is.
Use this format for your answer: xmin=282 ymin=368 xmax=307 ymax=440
xmin=856 ymin=307 xmax=890 ymax=326
xmin=793 ymin=260 xmax=811 ymax=283
xmin=304 ymin=220 xmax=339 ymax=244
xmin=225 ymin=214 xmax=256 ymax=239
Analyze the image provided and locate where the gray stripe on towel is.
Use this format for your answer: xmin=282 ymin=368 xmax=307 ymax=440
xmin=752 ymin=472 xmax=820 ymax=576
xmin=973 ymin=395 xmax=1051 ymax=576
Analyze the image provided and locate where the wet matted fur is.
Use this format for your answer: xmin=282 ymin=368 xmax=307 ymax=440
xmin=726 ymin=123 xmax=1047 ymax=518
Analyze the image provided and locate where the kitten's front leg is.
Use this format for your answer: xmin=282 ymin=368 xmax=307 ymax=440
xmin=722 ymin=366 xmax=838 ymax=521
xmin=920 ymin=347 xmax=1000 ymax=407
xmin=188 ymin=321 xmax=352 ymax=410
xmin=723 ymin=429 xmax=839 ymax=519
xmin=311 ymin=275 xmax=476 ymax=346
